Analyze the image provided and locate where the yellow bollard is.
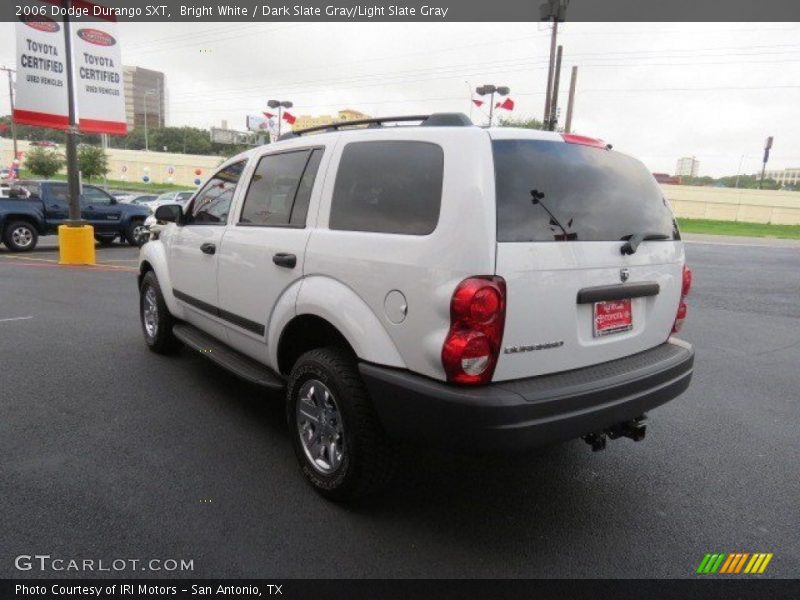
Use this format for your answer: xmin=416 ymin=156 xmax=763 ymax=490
xmin=58 ymin=224 xmax=96 ymax=265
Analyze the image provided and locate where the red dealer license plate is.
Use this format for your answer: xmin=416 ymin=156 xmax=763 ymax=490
xmin=593 ymin=299 xmax=633 ymax=337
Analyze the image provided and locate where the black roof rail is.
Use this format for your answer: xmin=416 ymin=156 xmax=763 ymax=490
xmin=278 ymin=113 xmax=473 ymax=141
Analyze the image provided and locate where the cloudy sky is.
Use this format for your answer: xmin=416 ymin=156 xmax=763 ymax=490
xmin=1 ymin=21 xmax=798 ymax=176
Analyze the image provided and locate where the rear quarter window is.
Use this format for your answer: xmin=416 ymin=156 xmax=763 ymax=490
xmin=329 ymin=140 xmax=443 ymax=235
xmin=493 ymin=139 xmax=679 ymax=242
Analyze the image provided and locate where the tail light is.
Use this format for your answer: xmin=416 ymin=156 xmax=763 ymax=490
xmin=442 ymin=276 xmax=506 ymax=385
xmin=672 ymin=264 xmax=692 ymax=333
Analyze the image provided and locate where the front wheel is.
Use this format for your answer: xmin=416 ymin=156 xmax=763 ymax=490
xmin=287 ymin=347 xmax=397 ymax=501
xmin=2 ymin=221 xmax=38 ymax=252
xmin=125 ymin=220 xmax=148 ymax=247
xmin=139 ymin=271 xmax=181 ymax=354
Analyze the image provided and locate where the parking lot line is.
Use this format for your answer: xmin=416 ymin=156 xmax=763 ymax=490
xmin=0 ymin=316 xmax=34 ymax=323
xmin=0 ymin=254 xmax=137 ymax=273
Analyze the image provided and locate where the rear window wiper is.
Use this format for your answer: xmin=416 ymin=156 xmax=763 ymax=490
xmin=620 ymin=232 xmax=671 ymax=255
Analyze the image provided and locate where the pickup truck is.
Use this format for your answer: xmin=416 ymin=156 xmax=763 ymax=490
xmin=0 ymin=180 xmax=150 ymax=252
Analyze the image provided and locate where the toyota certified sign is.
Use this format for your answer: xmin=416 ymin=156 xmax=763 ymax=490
xmin=71 ymin=7 xmax=127 ymax=136
xmin=77 ymin=28 xmax=116 ymax=47
xmin=13 ymin=4 xmax=69 ymax=130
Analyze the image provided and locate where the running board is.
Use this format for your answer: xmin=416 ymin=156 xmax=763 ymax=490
xmin=172 ymin=323 xmax=285 ymax=390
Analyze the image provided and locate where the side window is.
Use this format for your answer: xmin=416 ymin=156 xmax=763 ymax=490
xmin=48 ymin=183 xmax=69 ymax=203
xmin=291 ymin=149 xmax=323 ymax=226
xmin=239 ymin=149 xmax=323 ymax=227
xmin=81 ymin=186 xmax=113 ymax=206
xmin=329 ymin=141 xmax=443 ymax=235
xmin=187 ymin=160 xmax=246 ymax=225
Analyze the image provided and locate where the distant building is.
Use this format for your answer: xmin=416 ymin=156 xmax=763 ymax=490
xmin=653 ymin=173 xmax=682 ymax=185
xmin=675 ymin=156 xmax=700 ymax=178
xmin=292 ymin=109 xmax=370 ymax=132
xmin=762 ymin=168 xmax=800 ymax=188
xmin=123 ymin=66 xmax=166 ymax=130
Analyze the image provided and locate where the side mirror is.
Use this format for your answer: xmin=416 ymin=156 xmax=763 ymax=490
xmin=155 ymin=204 xmax=183 ymax=224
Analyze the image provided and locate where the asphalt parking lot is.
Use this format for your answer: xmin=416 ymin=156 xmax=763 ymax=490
xmin=1 ymin=236 xmax=798 ymax=579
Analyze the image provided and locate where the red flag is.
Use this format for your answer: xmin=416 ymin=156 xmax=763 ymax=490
xmin=282 ymin=111 xmax=297 ymax=125
xmin=496 ymin=97 xmax=515 ymax=111
xmin=471 ymin=99 xmax=484 ymax=107
xmin=263 ymin=112 xmax=275 ymax=119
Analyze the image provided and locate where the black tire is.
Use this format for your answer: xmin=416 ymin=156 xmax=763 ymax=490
xmin=94 ymin=234 xmax=116 ymax=246
xmin=2 ymin=220 xmax=38 ymax=252
xmin=125 ymin=219 xmax=148 ymax=247
xmin=287 ymin=346 xmax=397 ymax=501
xmin=139 ymin=271 xmax=181 ymax=355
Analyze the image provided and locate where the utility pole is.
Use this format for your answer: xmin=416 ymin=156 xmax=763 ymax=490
xmin=734 ymin=154 xmax=745 ymax=189
xmin=543 ymin=19 xmax=558 ymax=126
xmin=62 ymin=2 xmax=82 ymax=224
xmin=548 ymin=45 xmax=563 ymax=130
xmin=565 ymin=65 xmax=578 ymax=133
xmin=540 ymin=1 xmax=568 ymax=128
xmin=1 ymin=67 xmax=18 ymax=160
xmin=759 ymin=136 xmax=773 ymax=189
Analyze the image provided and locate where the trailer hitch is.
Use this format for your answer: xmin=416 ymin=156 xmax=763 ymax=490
xmin=582 ymin=415 xmax=647 ymax=451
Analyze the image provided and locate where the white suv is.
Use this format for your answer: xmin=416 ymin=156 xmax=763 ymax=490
xmin=137 ymin=113 xmax=694 ymax=501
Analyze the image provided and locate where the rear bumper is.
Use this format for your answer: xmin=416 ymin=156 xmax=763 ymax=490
xmin=360 ymin=338 xmax=694 ymax=452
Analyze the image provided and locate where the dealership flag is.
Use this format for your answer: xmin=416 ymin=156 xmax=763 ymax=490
xmin=282 ymin=111 xmax=297 ymax=125
xmin=71 ymin=1 xmax=127 ymax=135
xmin=263 ymin=112 xmax=275 ymax=119
xmin=495 ymin=97 xmax=515 ymax=111
xmin=471 ymin=99 xmax=484 ymax=107
xmin=13 ymin=4 xmax=70 ymax=130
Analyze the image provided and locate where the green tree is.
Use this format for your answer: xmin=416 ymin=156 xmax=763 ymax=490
xmin=25 ymin=146 xmax=64 ymax=179
xmin=497 ymin=116 xmax=546 ymax=130
xmin=77 ymin=145 xmax=110 ymax=181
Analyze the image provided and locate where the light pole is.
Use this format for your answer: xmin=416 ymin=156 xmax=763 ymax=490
xmin=475 ymin=85 xmax=510 ymax=127
xmin=143 ymin=89 xmax=157 ymax=151
xmin=267 ymin=99 xmax=293 ymax=138
xmin=0 ymin=66 xmax=18 ymax=160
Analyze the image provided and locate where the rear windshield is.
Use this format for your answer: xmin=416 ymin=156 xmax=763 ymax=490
xmin=493 ymin=140 xmax=679 ymax=242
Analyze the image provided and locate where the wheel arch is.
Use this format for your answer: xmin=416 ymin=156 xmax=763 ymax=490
xmin=138 ymin=242 xmax=183 ymax=318
xmin=274 ymin=275 xmax=406 ymax=375
xmin=1 ymin=214 xmax=44 ymax=234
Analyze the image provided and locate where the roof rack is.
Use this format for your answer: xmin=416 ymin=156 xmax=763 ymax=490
xmin=278 ymin=112 xmax=473 ymax=141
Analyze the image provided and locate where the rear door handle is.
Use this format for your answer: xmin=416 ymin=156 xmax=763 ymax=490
xmin=272 ymin=253 xmax=296 ymax=269
xmin=200 ymin=242 xmax=216 ymax=255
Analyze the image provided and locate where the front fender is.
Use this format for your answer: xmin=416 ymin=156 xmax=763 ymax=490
xmin=290 ymin=275 xmax=406 ymax=369
xmin=139 ymin=240 xmax=184 ymax=319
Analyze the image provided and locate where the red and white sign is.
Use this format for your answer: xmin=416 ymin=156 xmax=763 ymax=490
xmin=593 ymin=299 xmax=633 ymax=337
xmin=13 ymin=0 xmax=127 ymax=135
xmin=13 ymin=6 xmax=70 ymax=130
xmin=71 ymin=1 xmax=127 ymax=135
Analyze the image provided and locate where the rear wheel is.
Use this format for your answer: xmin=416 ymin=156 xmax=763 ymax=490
xmin=139 ymin=271 xmax=181 ymax=354
xmin=125 ymin=220 xmax=148 ymax=247
xmin=2 ymin=221 xmax=38 ymax=252
xmin=287 ymin=346 xmax=397 ymax=501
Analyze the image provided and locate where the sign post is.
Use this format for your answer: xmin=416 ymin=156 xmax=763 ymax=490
xmin=14 ymin=0 xmax=127 ymax=264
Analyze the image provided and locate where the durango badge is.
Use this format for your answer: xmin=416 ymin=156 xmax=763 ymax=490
xmin=77 ymin=28 xmax=116 ymax=46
